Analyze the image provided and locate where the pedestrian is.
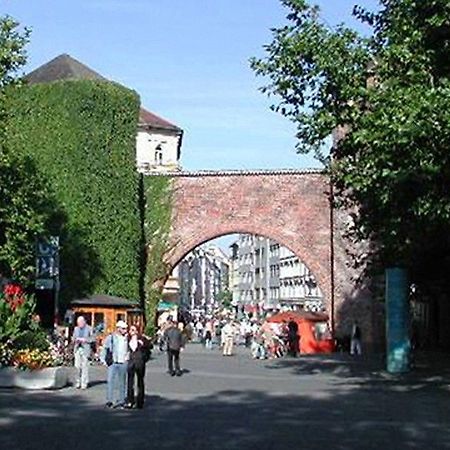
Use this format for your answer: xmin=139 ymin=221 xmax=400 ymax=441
xmin=72 ymin=316 xmax=94 ymax=389
xmin=125 ymin=325 xmax=151 ymax=409
xmin=195 ymin=320 xmax=204 ymax=342
xmin=163 ymin=319 xmax=184 ymax=376
xmin=101 ymin=320 xmax=129 ymax=409
xmin=221 ymin=321 xmax=235 ymax=356
xmin=350 ymin=320 xmax=362 ymax=356
xmin=287 ymin=320 xmax=299 ymax=357
xmin=204 ymin=320 xmax=213 ymax=349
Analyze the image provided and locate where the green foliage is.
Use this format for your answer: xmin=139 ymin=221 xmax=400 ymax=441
xmin=6 ymin=80 xmax=142 ymax=303
xmin=250 ymin=0 xmax=371 ymax=162
xmin=143 ymin=176 xmax=172 ymax=333
xmin=0 ymin=16 xmax=29 ymax=91
xmin=0 ymin=153 xmax=58 ymax=283
xmin=0 ymin=15 xmax=48 ymax=285
xmin=0 ymin=291 xmax=46 ymax=351
xmin=217 ymin=289 xmax=233 ymax=308
xmin=251 ymin=0 xmax=450 ymax=294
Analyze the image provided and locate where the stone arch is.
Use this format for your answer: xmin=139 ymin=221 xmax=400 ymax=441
xmin=155 ymin=170 xmax=334 ymax=317
xmin=145 ymin=169 xmax=380 ymax=349
xmin=166 ymin=226 xmax=327 ymax=302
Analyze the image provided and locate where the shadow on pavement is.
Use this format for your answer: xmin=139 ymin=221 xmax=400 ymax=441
xmin=1 ymin=380 xmax=450 ymax=449
xmin=264 ymin=351 xmax=450 ymax=394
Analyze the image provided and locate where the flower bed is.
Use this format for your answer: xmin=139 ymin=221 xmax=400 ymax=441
xmin=0 ymin=282 xmax=70 ymax=389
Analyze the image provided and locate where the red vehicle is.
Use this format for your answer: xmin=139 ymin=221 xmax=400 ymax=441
xmin=266 ymin=310 xmax=335 ymax=354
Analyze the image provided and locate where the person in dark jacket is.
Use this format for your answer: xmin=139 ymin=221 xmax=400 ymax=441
xmin=125 ymin=325 xmax=151 ymax=409
xmin=287 ymin=320 xmax=300 ymax=357
xmin=163 ymin=319 xmax=184 ymax=376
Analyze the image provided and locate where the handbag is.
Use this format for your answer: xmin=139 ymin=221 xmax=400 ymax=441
xmin=105 ymin=335 xmax=114 ymax=366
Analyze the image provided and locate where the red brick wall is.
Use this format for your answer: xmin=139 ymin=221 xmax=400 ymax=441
xmin=151 ymin=170 xmax=378 ymax=349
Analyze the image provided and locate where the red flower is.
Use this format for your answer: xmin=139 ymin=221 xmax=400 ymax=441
xmin=4 ymin=283 xmax=23 ymax=297
xmin=3 ymin=283 xmax=26 ymax=311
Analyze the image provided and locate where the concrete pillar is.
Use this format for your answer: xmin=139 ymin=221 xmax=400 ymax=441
xmin=386 ymin=268 xmax=411 ymax=373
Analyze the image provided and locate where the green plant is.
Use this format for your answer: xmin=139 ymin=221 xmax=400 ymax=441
xmin=143 ymin=175 xmax=172 ymax=332
xmin=6 ymin=80 xmax=142 ymax=304
xmin=217 ymin=290 xmax=233 ymax=308
xmin=0 ymin=16 xmax=50 ymax=286
xmin=0 ymin=284 xmax=48 ymax=349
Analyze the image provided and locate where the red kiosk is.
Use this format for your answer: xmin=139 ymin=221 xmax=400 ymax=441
xmin=266 ymin=310 xmax=335 ymax=354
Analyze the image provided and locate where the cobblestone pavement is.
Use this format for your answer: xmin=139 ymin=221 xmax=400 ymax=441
xmin=1 ymin=345 xmax=450 ymax=450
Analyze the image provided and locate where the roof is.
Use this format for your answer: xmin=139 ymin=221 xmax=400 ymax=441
xmin=70 ymin=294 xmax=139 ymax=308
xmin=25 ymin=53 xmax=181 ymax=132
xmin=139 ymin=107 xmax=181 ymax=132
xmin=25 ymin=54 xmax=107 ymax=84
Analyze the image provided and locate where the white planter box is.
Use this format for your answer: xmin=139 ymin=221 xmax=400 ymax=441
xmin=0 ymin=367 xmax=16 ymax=388
xmin=0 ymin=366 xmax=68 ymax=390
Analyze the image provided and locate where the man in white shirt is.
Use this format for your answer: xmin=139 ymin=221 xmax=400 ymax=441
xmin=221 ymin=321 xmax=235 ymax=356
xmin=101 ymin=320 xmax=129 ymax=408
xmin=72 ymin=316 xmax=94 ymax=389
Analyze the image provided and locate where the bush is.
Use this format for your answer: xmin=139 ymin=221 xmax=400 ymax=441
xmin=0 ymin=283 xmax=45 ymax=347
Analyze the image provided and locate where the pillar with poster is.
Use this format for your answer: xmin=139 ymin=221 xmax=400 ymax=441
xmin=35 ymin=236 xmax=60 ymax=329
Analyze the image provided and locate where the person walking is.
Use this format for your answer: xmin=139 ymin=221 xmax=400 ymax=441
xmin=350 ymin=320 xmax=362 ymax=356
xmin=287 ymin=320 xmax=299 ymax=357
xmin=221 ymin=321 xmax=235 ymax=356
xmin=204 ymin=320 xmax=213 ymax=349
xmin=125 ymin=325 xmax=151 ymax=409
xmin=72 ymin=316 xmax=94 ymax=389
xmin=163 ymin=319 xmax=184 ymax=376
xmin=101 ymin=320 xmax=129 ymax=408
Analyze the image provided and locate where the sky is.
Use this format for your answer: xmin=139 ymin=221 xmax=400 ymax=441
xmin=4 ymin=0 xmax=380 ymax=172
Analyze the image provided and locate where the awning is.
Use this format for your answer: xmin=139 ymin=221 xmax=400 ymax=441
xmin=157 ymin=301 xmax=178 ymax=312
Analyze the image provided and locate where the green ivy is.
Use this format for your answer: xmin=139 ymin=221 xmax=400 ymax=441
xmin=142 ymin=175 xmax=172 ymax=334
xmin=6 ymin=80 xmax=141 ymax=304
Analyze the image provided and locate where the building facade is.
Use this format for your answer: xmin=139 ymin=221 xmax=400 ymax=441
xmin=136 ymin=109 xmax=183 ymax=173
xmin=234 ymin=234 xmax=323 ymax=311
xmin=177 ymin=245 xmax=230 ymax=312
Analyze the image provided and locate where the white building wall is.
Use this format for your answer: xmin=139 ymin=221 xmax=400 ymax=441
xmin=136 ymin=130 xmax=181 ymax=172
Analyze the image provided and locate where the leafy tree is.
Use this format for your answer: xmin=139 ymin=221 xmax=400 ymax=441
xmin=251 ymin=0 xmax=450 ymax=295
xmin=0 ymin=16 xmax=53 ymax=285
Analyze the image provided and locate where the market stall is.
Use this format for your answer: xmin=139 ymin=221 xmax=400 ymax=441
xmin=266 ymin=310 xmax=335 ymax=354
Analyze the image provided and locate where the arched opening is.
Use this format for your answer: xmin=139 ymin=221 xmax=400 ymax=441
xmin=159 ymin=232 xmax=325 ymax=323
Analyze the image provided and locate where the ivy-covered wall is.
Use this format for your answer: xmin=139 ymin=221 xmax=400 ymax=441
xmin=6 ymin=80 xmax=142 ymax=304
xmin=142 ymin=175 xmax=172 ymax=334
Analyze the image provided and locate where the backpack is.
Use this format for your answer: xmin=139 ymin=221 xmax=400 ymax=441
xmin=105 ymin=335 xmax=114 ymax=366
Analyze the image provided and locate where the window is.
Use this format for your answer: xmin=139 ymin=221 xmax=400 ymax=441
xmin=155 ymin=144 xmax=163 ymax=165
xmin=93 ymin=313 xmax=105 ymax=333
xmin=116 ymin=313 xmax=126 ymax=323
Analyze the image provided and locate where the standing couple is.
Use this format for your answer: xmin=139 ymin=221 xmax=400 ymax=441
xmin=101 ymin=320 xmax=151 ymax=409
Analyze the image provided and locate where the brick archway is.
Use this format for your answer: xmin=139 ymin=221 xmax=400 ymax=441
xmin=149 ymin=170 xmax=335 ymax=317
xmin=146 ymin=169 xmax=382 ymax=348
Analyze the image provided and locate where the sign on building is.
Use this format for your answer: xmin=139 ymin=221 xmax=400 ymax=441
xmin=35 ymin=236 xmax=59 ymax=290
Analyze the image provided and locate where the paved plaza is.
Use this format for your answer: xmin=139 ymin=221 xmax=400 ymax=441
xmin=1 ymin=345 xmax=450 ymax=450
